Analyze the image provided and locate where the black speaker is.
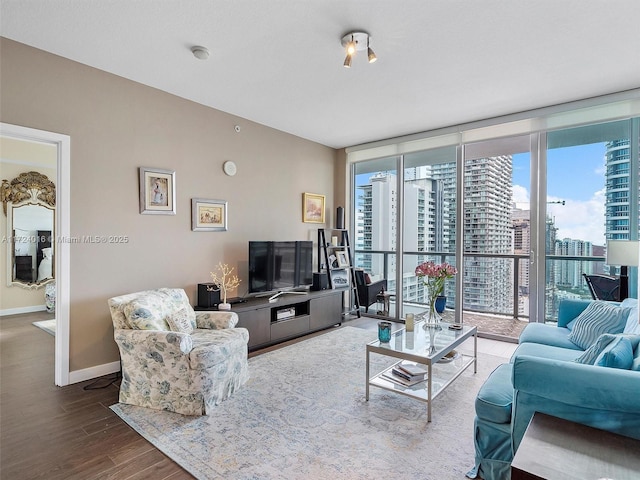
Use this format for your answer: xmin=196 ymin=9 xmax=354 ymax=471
xmin=311 ymin=272 xmax=329 ymax=291
xmin=198 ymin=283 xmax=221 ymax=308
xmin=336 ymin=206 xmax=344 ymax=229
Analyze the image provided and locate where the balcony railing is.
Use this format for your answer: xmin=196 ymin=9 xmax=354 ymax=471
xmin=353 ymin=249 xmax=613 ymax=323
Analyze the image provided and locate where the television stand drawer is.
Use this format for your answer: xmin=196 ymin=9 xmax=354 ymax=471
xmin=271 ymin=315 xmax=310 ymax=341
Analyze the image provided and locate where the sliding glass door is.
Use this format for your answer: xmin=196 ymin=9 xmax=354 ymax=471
xmin=462 ymin=135 xmax=532 ymax=338
xmin=545 ymin=119 xmax=638 ymax=319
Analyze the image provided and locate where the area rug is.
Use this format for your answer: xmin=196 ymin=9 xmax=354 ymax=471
xmin=32 ymin=319 xmax=56 ymax=336
xmin=111 ymin=326 xmax=505 ymax=480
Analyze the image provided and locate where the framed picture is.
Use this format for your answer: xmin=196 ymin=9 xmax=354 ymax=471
xmin=336 ymin=250 xmax=350 ymax=268
xmin=139 ymin=167 xmax=176 ymax=215
xmin=330 ymin=268 xmax=350 ymax=289
xmin=192 ymin=198 xmax=228 ymax=231
xmin=302 ymin=192 xmax=325 ymax=223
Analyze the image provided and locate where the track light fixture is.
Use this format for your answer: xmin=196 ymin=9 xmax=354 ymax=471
xmin=367 ymin=37 xmax=377 ymax=63
xmin=341 ymin=31 xmax=376 ymax=68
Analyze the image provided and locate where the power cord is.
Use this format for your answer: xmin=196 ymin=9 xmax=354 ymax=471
xmin=82 ymin=370 xmax=122 ymax=390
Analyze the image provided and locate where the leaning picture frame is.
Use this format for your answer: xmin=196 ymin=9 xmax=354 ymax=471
xmin=139 ymin=167 xmax=176 ymax=215
xmin=330 ymin=268 xmax=350 ymax=289
xmin=336 ymin=250 xmax=350 ymax=268
xmin=192 ymin=198 xmax=228 ymax=231
xmin=302 ymin=192 xmax=325 ymax=223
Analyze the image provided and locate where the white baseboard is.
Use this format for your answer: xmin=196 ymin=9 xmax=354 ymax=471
xmin=0 ymin=305 xmax=47 ymax=316
xmin=68 ymin=360 xmax=121 ymax=385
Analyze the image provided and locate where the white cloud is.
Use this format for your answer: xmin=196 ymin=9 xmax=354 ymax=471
xmin=512 ymin=185 xmax=606 ymax=245
xmin=547 ymin=189 xmax=606 ymax=245
xmin=512 ymin=184 xmax=529 ymax=206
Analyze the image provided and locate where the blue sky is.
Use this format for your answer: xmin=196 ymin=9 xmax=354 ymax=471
xmin=513 ymin=143 xmax=606 ymax=201
xmin=513 ymin=142 xmax=607 ymax=244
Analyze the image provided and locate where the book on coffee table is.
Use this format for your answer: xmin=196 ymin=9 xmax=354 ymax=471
xmin=382 ymin=370 xmax=426 ymax=387
xmin=397 ymin=362 xmax=428 ymax=377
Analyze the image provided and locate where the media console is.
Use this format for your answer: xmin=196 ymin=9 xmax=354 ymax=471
xmin=195 ymin=289 xmax=343 ymax=351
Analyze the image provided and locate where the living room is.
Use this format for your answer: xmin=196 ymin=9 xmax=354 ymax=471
xmin=1 ymin=1 xmax=640 ymax=479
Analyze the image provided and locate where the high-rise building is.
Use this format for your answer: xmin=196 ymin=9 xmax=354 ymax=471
xmin=512 ymin=206 xmax=530 ymax=315
xmin=555 ymin=238 xmax=594 ymax=287
xmin=460 ymin=156 xmax=513 ymax=313
xmin=355 ymin=171 xmax=448 ymax=305
xmin=605 ymin=139 xmax=632 ymax=241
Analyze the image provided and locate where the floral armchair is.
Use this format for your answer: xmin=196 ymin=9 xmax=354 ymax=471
xmin=108 ymin=288 xmax=249 ymax=415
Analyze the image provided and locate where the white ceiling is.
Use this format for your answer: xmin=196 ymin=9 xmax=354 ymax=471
xmin=2 ymin=1 xmax=640 ymax=149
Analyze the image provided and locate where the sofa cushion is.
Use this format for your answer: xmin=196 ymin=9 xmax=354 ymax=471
xmin=595 ymin=336 xmax=634 ymax=369
xmin=518 ymin=323 xmax=581 ymax=350
xmin=557 ymin=299 xmax=593 ymax=328
xmin=512 ymin=342 xmax=584 ymax=363
xmin=567 ymin=301 xmax=630 ymax=350
xmin=475 ymin=363 xmax=513 ymax=424
xmin=621 ymin=298 xmax=639 ymax=334
xmin=122 ymin=288 xmax=195 ymax=331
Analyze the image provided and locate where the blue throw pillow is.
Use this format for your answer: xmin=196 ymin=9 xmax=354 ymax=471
xmin=631 ymin=338 xmax=640 ymax=371
xmin=595 ymin=336 xmax=634 ymax=369
xmin=574 ymin=333 xmax=617 ymax=364
xmin=567 ymin=301 xmax=630 ymax=350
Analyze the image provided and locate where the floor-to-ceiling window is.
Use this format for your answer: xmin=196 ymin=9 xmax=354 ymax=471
xmin=462 ymin=135 xmax=532 ymax=338
xmin=545 ymin=119 xmax=639 ymax=320
xmin=402 ymin=147 xmax=458 ymax=318
xmin=353 ymin=156 xmax=399 ymax=315
xmin=347 ymin=95 xmax=639 ymax=340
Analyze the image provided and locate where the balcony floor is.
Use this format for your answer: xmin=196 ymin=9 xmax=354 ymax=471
xmin=460 ymin=311 xmax=527 ymax=340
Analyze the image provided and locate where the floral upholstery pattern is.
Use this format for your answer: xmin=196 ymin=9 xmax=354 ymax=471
xmin=109 ymin=288 xmax=249 ymax=415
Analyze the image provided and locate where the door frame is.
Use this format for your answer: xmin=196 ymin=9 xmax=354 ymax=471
xmin=1 ymin=122 xmax=71 ymax=386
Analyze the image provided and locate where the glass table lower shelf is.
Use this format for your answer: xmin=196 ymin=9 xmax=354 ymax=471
xmin=365 ymin=321 xmax=477 ymax=422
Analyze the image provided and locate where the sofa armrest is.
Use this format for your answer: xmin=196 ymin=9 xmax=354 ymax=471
xmin=195 ymin=311 xmax=239 ymax=329
xmin=511 ymin=354 xmax=640 ymax=451
xmin=513 ymin=355 xmax=640 ymax=412
xmin=114 ymin=329 xmax=193 ymax=355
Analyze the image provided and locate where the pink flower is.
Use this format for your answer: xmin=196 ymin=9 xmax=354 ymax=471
xmin=415 ymin=261 xmax=457 ymax=300
xmin=415 ymin=261 xmax=457 ymax=280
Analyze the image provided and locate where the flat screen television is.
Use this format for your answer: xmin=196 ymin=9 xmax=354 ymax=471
xmin=248 ymin=241 xmax=313 ymax=295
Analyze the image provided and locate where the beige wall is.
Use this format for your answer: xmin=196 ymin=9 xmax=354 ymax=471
xmin=0 ymin=38 xmax=338 ymax=373
xmin=0 ymin=138 xmax=57 ymax=311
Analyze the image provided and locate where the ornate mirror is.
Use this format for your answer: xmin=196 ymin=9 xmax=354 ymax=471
xmin=2 ymin=171 xmax=56 ymax=289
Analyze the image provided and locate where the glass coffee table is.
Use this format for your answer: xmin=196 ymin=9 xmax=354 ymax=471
xmin=365 ymin=320 xmax=477 ymax=422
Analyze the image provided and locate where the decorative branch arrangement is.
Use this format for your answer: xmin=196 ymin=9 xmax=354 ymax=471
xmin=210 ymin=262 xmax=241 ymax=308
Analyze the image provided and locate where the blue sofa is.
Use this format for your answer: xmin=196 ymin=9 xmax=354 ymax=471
xmin=468 ymin=297 xmax=640 ymax=480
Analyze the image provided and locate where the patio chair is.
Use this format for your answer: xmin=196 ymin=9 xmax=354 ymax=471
xmin=582 ymin=273 xmax=620 ymax=301
xmin=354 ymin=270 xmax=387 ymax=313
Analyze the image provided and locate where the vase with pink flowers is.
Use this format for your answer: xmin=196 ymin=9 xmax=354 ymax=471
xmin=415 ymin=260 xmax=457 ymax=328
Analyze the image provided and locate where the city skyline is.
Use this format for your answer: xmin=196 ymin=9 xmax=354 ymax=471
xmin=356 ymin=142 xmax=610 ymax=246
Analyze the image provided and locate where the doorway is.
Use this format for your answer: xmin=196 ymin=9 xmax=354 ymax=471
xmin=0 ymin=123 xmax=70 ymax=386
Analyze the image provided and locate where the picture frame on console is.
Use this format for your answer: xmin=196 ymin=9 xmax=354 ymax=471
xmin=302 ymin=192 xmax=325 ymax=223
xmin=139 ymin=166 xmax=176 ymax=215
xmin=191 ymin=198 xmax=228 ymax=231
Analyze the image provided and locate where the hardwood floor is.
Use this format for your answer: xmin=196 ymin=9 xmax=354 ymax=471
xmin=1 ymin=312 xmax=516 ymax=479
xmin=0 ymin=312 xmax=193 ymax=480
